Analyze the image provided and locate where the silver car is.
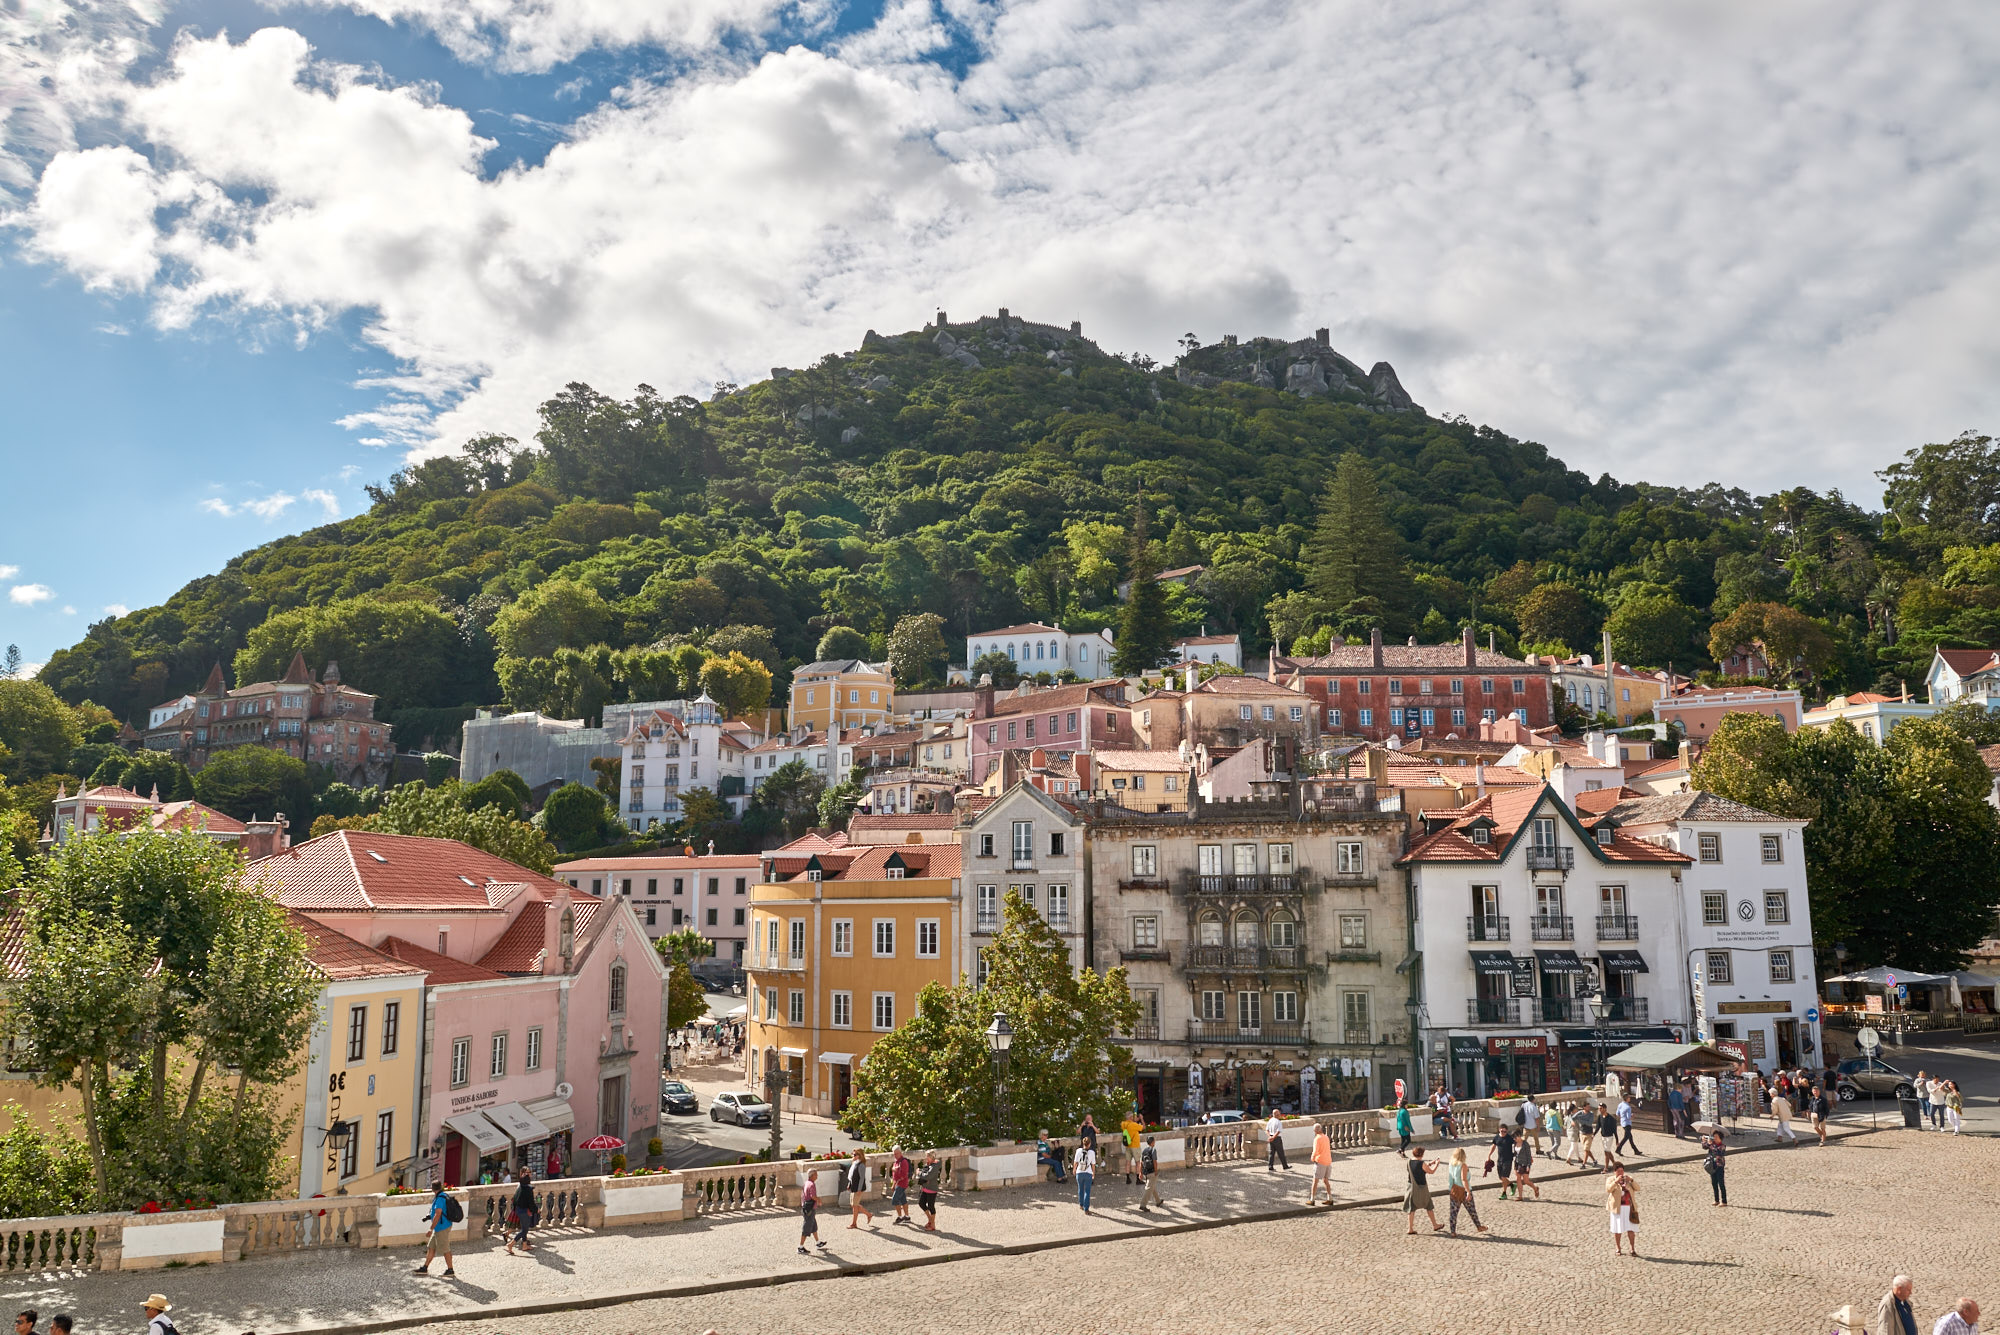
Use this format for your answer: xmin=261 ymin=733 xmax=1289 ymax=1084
xmin=1834 ymin=1056 xmax=1914 ymax=1101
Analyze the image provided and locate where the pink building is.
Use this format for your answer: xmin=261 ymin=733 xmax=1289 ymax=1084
xmin=251 ymin=831 xmax=668 ymax=1183
xmin=968 ymin=681 xmax=1131 ymax=784
xmin=1655 ymin=684 xmax=1803 ymax=742
xmin=555 ymin=852 xmax=761 ymax=965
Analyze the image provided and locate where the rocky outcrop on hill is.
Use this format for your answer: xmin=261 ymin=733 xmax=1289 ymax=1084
xmin=1175 ymin=330 xmax=1422 ymax=413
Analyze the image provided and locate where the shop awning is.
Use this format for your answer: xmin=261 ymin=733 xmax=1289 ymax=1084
xmin=1534 ymin=949 xmax=1587 ymax=974
xmin=818 ymin=1052 xmax=854 ymax=1065
xmin=779 ymin=1046 xmax=808 ymax=1058
xmin=1448 ymin=1035 xmax=1487 ymax=1062
xmin=482 ymin=1102 xmax=551 ymax=1145
xmin=522 ymin=1096 xmax=574 ymax=1134
xmin=1469 ymin=949 xmax=1514 ymax=975
xmin=1600 ymin=949 xmax=1649 ymax=973
xmin=1555 ymin=1026 xmax=1676 ymax=1049
xmin=444 ymin=1111 xmax=511 ymax=1156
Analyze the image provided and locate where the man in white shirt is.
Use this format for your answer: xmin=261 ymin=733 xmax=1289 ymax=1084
xmin=1934 ymin=1298 xmax=1980 ymax=1335
xmin=1771 ymin=1090 xmax=1798 ymax=1143
xmin=1264 ymin=1112 xmax=1291 ymax=1171
xmin=1520 ymin=1095 xmax=1542 ymax=1151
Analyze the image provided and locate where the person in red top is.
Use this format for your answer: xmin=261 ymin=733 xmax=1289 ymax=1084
xmin=889 ymin=1148 xmax=914 ymax=1226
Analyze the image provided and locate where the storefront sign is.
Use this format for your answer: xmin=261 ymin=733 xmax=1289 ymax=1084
xmin=1716 ymin=999 xmax=1792 ymax=1015
xmin=1508 ymin=957 xmax=1539 ymax=997
xmin=1554 ymin=1026 xmax=1676 ymax=1049
xmin=1714 ymin=1039 xmax=1750 ymax=1066
xmin=449 ymin=1087 xmax=501 ymax=1111
xmin=1486 ymin=1036 xmax=1547 ymax=1055
xmin=1449 ymin=1036 xmax=1486 ymax=1063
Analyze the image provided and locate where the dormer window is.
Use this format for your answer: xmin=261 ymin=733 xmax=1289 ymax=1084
xmin=807 ymin=870 xmax=823 ymax=882
xmin=1595 ymin=826 xmax=1613 ymax=846
xmin=886 ymin=867 xmax=905 ymax=879
xmin=1471 ymin=828 xmax=1491 ymax=845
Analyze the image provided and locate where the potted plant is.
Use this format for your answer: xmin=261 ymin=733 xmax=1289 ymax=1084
xmin=609 ymin=1152 xmax=627 ymax=1174
xmin=646 ymin=1137 xmax=665 ymax=1170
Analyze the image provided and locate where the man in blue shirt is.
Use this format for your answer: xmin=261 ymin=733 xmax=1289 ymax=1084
xmin=1667 ymin=1084 xmax=1687 ymax=1138
xmin=1614 ymin=1097 xmax=1642 ymax=1156
xmin=413 ymin=1182 xmax=456 ymax=1278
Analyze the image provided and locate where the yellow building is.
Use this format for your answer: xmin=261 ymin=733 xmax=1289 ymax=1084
xmin=789 ymin=658 xmax=894 ymax=733
xmin=1545 ymin=656 xmax=1668 ymax=727
xmin=1079 ymin=748 xmax=1193 ymax=811
xmin=280 ymin=915 xmax=429 ymax=1198
xmin=745 ymin=844 xmax=963 ymax=1118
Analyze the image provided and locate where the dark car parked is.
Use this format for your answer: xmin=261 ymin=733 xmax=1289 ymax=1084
xmin=661 ymin=1079 xmax=700 ymax=1115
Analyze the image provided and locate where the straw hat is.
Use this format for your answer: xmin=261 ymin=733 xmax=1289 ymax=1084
xmin=143 ymin=1296 xmax=172 ymax=1313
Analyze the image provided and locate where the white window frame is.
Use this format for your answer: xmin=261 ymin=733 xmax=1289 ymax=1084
xmin=1769 ymin=950 xmax=1794 ymax=984
xmin=873 ymin=919 xmax=896 ymax=958
xmin=489 ymin=1031 xmax=508 ymax=1079
xmin=1339 ymin=913 xmax=1367 ymax=950
xmin=1698 ymin=832 xmax=1721 ymax=863
xmin=1336 ymin=841 xmax=1363 ymax=875
xmin=525 ymin=1026 xmax=542 ymax=1072
xmin=1761 ymin=833 xmax=1784 ymax=863
xmin=1272 ymin=990 xmax=1299 ymax=1023
xmin=872 ymin=992 xmax=896 ymax=1031
xmin=832 ymin=919 xmax=853 ymax=956
xmin=1702 ymin=891 xmax=1727 ymax=925
xmin=1132 ymin=915 xmax=1160 ymax=949
xmin=831 ymin=991 xmax=853 ymax=1028
xmin=1764 ymin=891 xmax=1789 ymax=925
xmin=1706 ymin=951 xmax=1733 ymax=984
xmin=788 ymin=990 xmax=805 ymax=1025
xmin=916 ymin=919 xmax=941 ymax=958
xmin=450 ymin=1036 xmax=470 ymax=1089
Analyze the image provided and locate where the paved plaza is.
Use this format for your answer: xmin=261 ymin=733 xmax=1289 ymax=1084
xmin=6 ymin=1122 xmax=1990 ymax=1335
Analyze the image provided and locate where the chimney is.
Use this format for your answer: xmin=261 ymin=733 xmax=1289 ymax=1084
xmin=1475 ymin=759 xmax=1487 ymax=799
xmin=541 ymin=894 xmax=562 ymax=973
xmin=1370 ymin=627 xmax=1383 ymax=668
xmin=1315 ymin=327 xmax=1329 ymax=346
xmin=1488 ymin=630 xmax=1495 ymax=653
xmin=1603 ymin=629 xmax=1615 ymax=710
xmin=1462 ymin=624 xmax=1476 ymax=668
xmin=1185 ymin=665 xmax=1200 ymax=693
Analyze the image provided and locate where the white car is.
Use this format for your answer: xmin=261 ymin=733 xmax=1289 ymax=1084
xmin=710 ymin=1091 xmax=772 ymax=1127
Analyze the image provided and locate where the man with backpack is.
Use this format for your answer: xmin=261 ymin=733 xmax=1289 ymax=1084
xmin=413 ymin=1181 xmax=459 ymax=1277
xmin=1138 ymin=1135 xmax=1163 ymax=1211
xmin=142 ymin=1295 xmax=177 ymax=1335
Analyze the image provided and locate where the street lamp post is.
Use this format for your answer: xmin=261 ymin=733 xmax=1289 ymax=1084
xmin=985 ymin=1012 xmax=1014 ymax=1143
xmin=1589 ymin=997 xmax=1613 ymax=1089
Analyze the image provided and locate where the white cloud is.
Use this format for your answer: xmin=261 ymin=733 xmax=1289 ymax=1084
xmin=13 ymin=1 xmax=2000 ymax=497
xmin=0 ymin=0 xmax=162 ymax=194
xmin=60 ymin=605 xmax=75 ymax=615
xmin=201 ymin=491 xmax=299 ymax=519
xmin=302 ymin=488 xmax=341 ymax=517
xmin=103 ymin=603 xmax=130 ymax=616
xmin=8 ymin=584 xmax=54 ymax=605
xmin=0 ymin=566 xmax=16 ymax=581
xmin=14 ymin=663 xmax=44 ymax=679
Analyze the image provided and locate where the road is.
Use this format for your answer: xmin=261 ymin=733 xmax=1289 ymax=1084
xmin=1835 ymin=1030 xmax=2000 ymax=1135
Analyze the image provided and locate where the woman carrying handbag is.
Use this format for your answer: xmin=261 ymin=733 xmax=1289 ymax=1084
xmin=1444 ymin=1147 xmax=1489 ymax=1237
xmin=844 ymin=1149 xmax=875 ymax=1229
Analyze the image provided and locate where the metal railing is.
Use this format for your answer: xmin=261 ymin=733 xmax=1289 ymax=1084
xmin=1131 ymin=1020 xmax=1161 ymax=1040
xmin=1529 ymin=914 xmax=1573 ymax=941
xmin=1467 ymin=915 xmax=1510 ymax=942
xmin=1183 ymin=945 xmax=1307 ymax=972
xmin=1526 ymin=847 xmax=1574 ymax=871
xmin=1539 ymin=997 xmax=1586 ymax=1023
xmin=1467 ymin=997 xmax=1521 ymax=1025
xmin=1601 ymin=997 xmax=1649 ymax=1022
xmin=1045 ymin=908 xmax=1072 ymax=930
xmin=974 ymin=911 xmax=1000 ymax=933
xmin=1183 ymin=872 xmax=1306 ymax=895
xmin=1186 ymin=1020 xmax=1309 ymax=1044
xmin=1595 ymin=914 xmax=1640 ymax=940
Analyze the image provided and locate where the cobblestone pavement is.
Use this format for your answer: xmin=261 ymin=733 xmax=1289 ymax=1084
xmin=11 ymin=1125 xmax=1979 ymax=1335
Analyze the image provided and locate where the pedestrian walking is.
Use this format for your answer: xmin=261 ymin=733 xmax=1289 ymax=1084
xmin=1875 ymin=1275 xmax=1918 ymax=1335
xmin=1402 ymin=1146 xmax=1443 ymax=1234
xmin=1308 ymin=1124 xmax=1333 ymax=1204
xmin=1929 ymin=1076 xmax=1949 ymax=1131
xmin=1916 ymin=1070 xmax=1934 ymax=1127
xmin=1120 ymin=1111 xmax=1144 ymax=1184
xmin=46 ymin=1318 xmax=67 ymax=1335
xmin=1703 ymin=1131 xmax=1728 ymax=1206
xmin=141 ymin=1296 xmax=178 ymax=1335
xmin=1434 ymin=1086 xmax=1456 ymax=1140
xmin=1074 ymin=1142 xmax=1098 ymax=1214
xmin=1394 ymin=1102 xmax=1413 ymax=1157
xmin=797 ymin=1171 xmax=827 ymax=1254
xmin=1934 ymin=1298 xmax=1980 ymax=1335
xmin=843 ymin=1148 xmax=875 ymax=1229
xmin=1510 ymin=1128 xmax=1540 ymax=1200
xmin=1772 ymin=1090 xmax=1798 ymax=1144
xmin=1519 ymin=1094 xmax=1542 ymax=1152
xmin=1945 ymin=1081 xmax=1965 ymax=1135
xmin=1484 ymin=1124 xmax=1516 ymax=1200
xmin=889 ymin=1147 xmax=912 ymax=1225
xmin=1077 ymin=1113 xmax=1100 ymax=1155
xmin=1542 ymin=1100 xmax=1561 ymax=1154
xmin=1810 ymin=1084 xmax=1831 ymax=1147
xmin=917 ymin=1151 xmax=941 ymax=1231
xmin=1605 ymin=1165 xmax=1641 ymax=1257
xmin=1139 ymin=1136 xmax=1163 ymax=1211
xmin=1614 ymin=1095 xmax=1642 ymax=1156
xmin=1597 ymin=1102 xmax=1619 ymax=1158
xmin=412 ymin=1181 xmax=457 ymax=1277
xmin=1444 ymin=1147 xmax=1489 ymax=1236
xmin=1266 ymin=1110 xmax=1291 ymax=1170
xmin=505 ymin=1168 xmax=537 ymax=1255
xmin=1667 ymin=1084 xmax=1687 ymax=1138
xmin=1574 ymin=1103 xmax=1599 ymax=1166
xmin=15 ymin=1310 xmax=35 ymax=1335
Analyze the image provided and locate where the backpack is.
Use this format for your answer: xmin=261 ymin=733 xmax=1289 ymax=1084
xmin=444 ymin=1195 xmax=465 ymax=1224
xmin=1513 ymin=1107 xmax=1526 ymax=1127
xmin=1140 ymin=1145 xmax=1156 ymax=1174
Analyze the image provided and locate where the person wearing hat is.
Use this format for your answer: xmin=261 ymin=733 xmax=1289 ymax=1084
xmin=142 ymin=1295 xmax=178 ymax=1335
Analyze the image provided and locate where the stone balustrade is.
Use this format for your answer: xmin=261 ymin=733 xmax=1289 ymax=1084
xmin=0 ymin=1091 xmax=1607 ymax=1272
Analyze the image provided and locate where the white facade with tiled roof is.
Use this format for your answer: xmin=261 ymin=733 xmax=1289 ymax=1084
xmin=966 ymin=623 xmax=1116 ymax=679
xmin=1401 ymin=784 xmax=1694 ymax=1097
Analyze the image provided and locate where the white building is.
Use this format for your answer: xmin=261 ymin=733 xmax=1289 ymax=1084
xmin=1605 ymin=791 xmax=1821 ymax=1071
xmin=966 ymin=623 xmax=1116 ymax=680
xmin=1926 ymin=647 xmax=2000 ymax=708
xmin=148 ymin=694 xmax=197 ymax=731
xmin=745 ymin=727 xmax=856 ymax=790
xmin=1172 ymin=634 xmax=1242 ymax=669
xmin=958 ymin=783 xmax=1087 ymax=973
xmin=1402 ymin=784 xmax=1694 ymax=1097
xmin=1800 ymin=692 xmax=1939 ymax=745
xmin=616 ymin=693 xmax=754 ymax=827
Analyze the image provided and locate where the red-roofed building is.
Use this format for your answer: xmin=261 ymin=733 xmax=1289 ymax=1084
xmin=968 ymin=680 xmax=1131 ymax=783
xmin=44 ymin=783 xmax=290 ymax=858
xmin=1401 ymin=784 xmax=1694 ymax=1097
xmin=142 ymin=654 xmax=391 ymax=787
xmin=555 ymin=852 xmax=763 ymax=970
xmin=1272 ymin=627 xmax=1553 ymax=744
xmin=250 ymin=831 xmax=667 ymax=1185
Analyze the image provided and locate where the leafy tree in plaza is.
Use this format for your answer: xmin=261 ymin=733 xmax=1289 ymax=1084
xmin=1693 ymin=713 xmax=2000 ymax=971
xmin=840 ymin=891 xmax=1136 ymax=1147
xmin=192 ymin=746 xmax=314 ymax=823
xmin=699 ymin=651 xmax=774 ymax=716
xmin=655 ymin=927 xmax=716 ymax=1030
xmin=814 ymin=626 xmax=872 ymax=662
xmin=1112 ymin=503 xmax=1176 ymax=676
xmin=886 ymin=613 xmax=948 ymax=687
xmin=181 ymin=896 xmax=321 ymax=1127
xmin=970 ymin=650 xmax=1020 ymax=689
xmin=0 ymin=680 xmax=83 ymax=782
xmin=540 ymin=782 xmax=610 ymax=850
xmin=350 ymin=780 xmax=557 ymax=873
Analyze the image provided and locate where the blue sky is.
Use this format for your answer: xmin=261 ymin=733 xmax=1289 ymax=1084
xmin=2 ymin=0 xmax=1996 ymax=672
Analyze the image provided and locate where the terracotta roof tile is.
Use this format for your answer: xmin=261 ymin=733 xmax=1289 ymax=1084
xmin=1090 ymin=749 xmax=1192 ymax=773
xmin=970 ymin=623 xmax=1063 ymax=638
xmin=250 ymin=830 xmax=582 ymax=911
xmin=292 ymin=912 xmax=425 ymax=981
xmin=1277 ymin=645 xmax=1543 ymax=672
xmin=1935 ymin=648 xmax=2000 ymax=676
xmin=152 ymin=801 xmax=247 ymax=834
xmin=556 ymin=852 xmax=762 ymax=872
xmin=375 ymin=935 xmax=507 ymax=985
xmin=848 ymin=813 xmax=957 ymax=832
xmin=478 ymin=903 xmax=551 ymax=974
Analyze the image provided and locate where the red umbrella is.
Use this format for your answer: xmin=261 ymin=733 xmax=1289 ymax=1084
xmin=577 ymin=1134 xmax=626 ymax=1151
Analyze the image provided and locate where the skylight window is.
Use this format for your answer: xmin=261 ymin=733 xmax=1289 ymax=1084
xmin=459 ymin=876 xmax=479 ymax=887
xmin=367 ymin=850 xmax=387 ymax=863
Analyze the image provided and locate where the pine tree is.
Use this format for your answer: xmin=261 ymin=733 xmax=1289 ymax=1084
xmin=1112 ymin=500 xmax=1177 ymax=675
xmin=1304 ymin=453 xmax=1412 ymax=631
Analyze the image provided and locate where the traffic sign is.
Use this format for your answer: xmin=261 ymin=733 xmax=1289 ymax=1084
xmin=1805 ymin=1006 xmax=1820 ymax=1023
xmin=1885 ymin=973 xmax=1897 ymax=988
xmin=1857 ymin=1026 xmax=1879 ymax=1051
xmin=1895 ymin=984 xmax=1909 ymax=1003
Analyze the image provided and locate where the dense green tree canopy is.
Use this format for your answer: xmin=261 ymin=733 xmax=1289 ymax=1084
xmin=191 ymin=747 xmax=313 ymax=824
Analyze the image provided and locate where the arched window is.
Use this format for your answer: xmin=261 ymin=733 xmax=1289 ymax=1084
xmin=1006 ymin=643 xmax=1016 ymax=660
xmin=1268 ymin=915 xmax=1296 ymax=948
xmin=609 ymin=963 xmax=627 ymax=1017
xmin=1035 ymin=642 xmax=1044 ymax=661
xmin=1197 ymin=914 xmax=1224 ymax=946
xmin=1232 ymin=914 xmax=1260 ymax=948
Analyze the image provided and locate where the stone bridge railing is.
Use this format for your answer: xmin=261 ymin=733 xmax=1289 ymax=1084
xmin=0 ymin=1091 xmax=1602 ymax=1272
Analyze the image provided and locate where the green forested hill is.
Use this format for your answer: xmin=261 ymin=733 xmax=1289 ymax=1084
xmin=33 ymin=315 xmax=2000 ymax=736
